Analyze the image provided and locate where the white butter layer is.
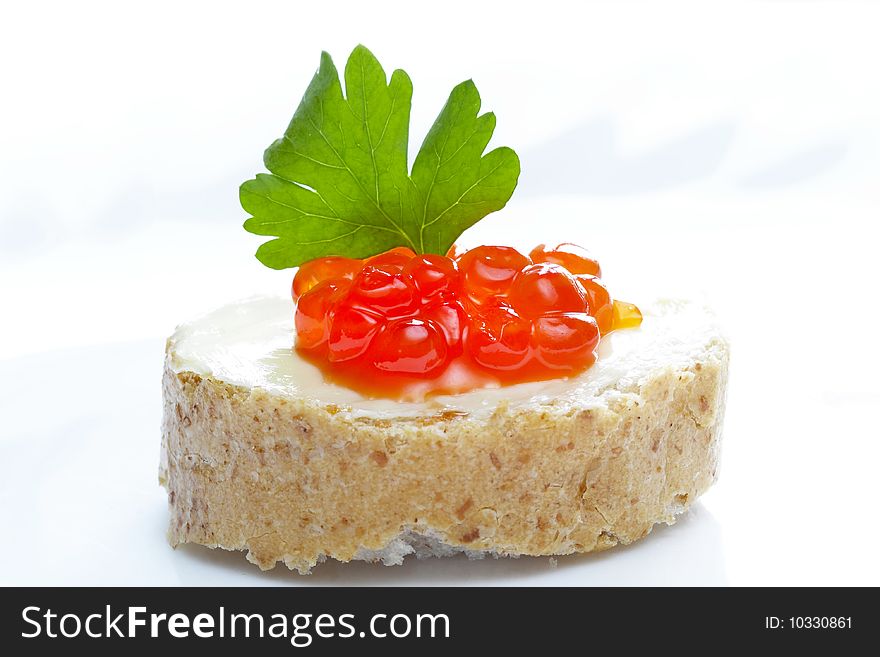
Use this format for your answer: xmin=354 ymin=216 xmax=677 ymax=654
xmin=168 ymin=296 xmax=723 ymax=418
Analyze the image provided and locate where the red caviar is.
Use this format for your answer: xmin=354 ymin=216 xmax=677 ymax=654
xmin=292 ymin=244 xmax=642 ymax=399
xmin=529 ymin=243 xmax=602 ymax=277
xmin=458 ymin=246 xmax=530 ymax=303
xmin=292 ymin=256 xmax=361 ymax=299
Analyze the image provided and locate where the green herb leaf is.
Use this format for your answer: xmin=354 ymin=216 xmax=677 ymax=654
xmin=241 ymin=45 xmax=520 ymax=269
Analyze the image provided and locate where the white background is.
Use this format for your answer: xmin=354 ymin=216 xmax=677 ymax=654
xmin=1 ymin=0 xmax=878 ymax=586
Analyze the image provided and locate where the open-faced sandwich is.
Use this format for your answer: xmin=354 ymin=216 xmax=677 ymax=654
xmin=160 ymin=46 xmax=729 ymax=573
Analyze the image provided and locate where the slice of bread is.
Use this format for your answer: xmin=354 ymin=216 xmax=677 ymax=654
xmin=160 ymin=296 xmax=728 ymax=574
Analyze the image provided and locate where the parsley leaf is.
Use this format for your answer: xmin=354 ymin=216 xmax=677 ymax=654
xmin=241 ymin=45 xmax=520 ymax=269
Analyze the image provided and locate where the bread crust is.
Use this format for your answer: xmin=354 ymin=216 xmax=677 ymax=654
xmin=160 ymin=332 xmax=728 ymax=573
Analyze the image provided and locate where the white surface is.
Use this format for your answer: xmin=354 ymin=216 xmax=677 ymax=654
xmin=1 ymin=0 xmax=879 ymax=586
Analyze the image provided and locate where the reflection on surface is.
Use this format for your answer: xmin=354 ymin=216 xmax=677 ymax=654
xmin=173 ymin=502 xmax=726 ymax=586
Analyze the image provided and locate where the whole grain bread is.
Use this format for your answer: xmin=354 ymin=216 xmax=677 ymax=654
xmin=159 ymin=302 xmax=728 ymax=574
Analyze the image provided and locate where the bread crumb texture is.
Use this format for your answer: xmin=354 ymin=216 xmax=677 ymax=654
xmin=160 ymin=338 xmax=728 ymax=574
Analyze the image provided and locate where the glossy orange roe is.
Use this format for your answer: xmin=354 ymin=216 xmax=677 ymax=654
xmin=291 ymin=243 xmax=642 ymax=399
